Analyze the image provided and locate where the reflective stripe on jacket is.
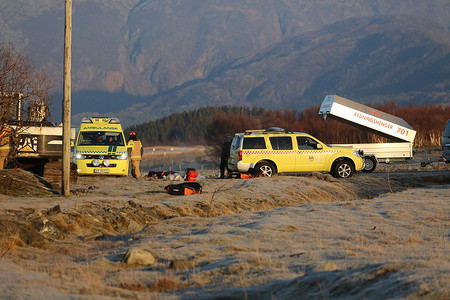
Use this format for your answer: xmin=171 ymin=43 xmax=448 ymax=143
xmin=0 ymin=126 xmax=12 ymax=139
xmin=0 ymin=146 xmax=12 ymax=151
xmin=0 ymin=127 xmax=12 ymax=149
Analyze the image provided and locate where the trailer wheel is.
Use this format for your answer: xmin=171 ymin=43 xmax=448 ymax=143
xmin=363 ymin=156 xmax=377 ymax=172
xmin=332 ymin=160 xmax=354 ymax=178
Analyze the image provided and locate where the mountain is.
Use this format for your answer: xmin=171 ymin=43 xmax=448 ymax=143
xmin=1 ymin=0 xmax=449 ymax=127
xmin=103 ymin=15 xmax=450 ymax=127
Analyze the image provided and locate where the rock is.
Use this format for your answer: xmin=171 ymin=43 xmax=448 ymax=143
xmin=127 ymin=219 xmax=143 ymax=233
xmin=30 ymin=217 xmax=46 ymax=231
xmin=39 ymin=221 xmax=63 ymax=239
xmin=315 ymin=260 xmax=338 ymax=271
xmin=0 ymin=217 xmax=46 ymax=247
xmin=307 ymin=172 xmax=339 ymax=182
xmin=122 ymin=248 xmax=155 ymax=265
xmin=169 ymin=259 xmax=197 ymax=269
xmin=128 ymin=200 xmax=141 ymax=208
xmin=46 ymin=205 xmax=61 ymax=216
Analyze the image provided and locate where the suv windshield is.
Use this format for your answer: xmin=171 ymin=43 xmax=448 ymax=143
xmin=77 ymin=131 xmax=125 ymax=146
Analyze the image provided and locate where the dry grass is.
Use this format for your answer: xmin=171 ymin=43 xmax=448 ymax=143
xmin=151 ymin=275 xmax=182 ymax=292
xmin=117 ymin=281 xmax=148 ymax=292
xmin=0 ymin=166 xmax=448 ymax=298
xmin=0 ymin=232 xmax=23 ymax=256
xmin=117 ymin=271 xmax=184 ymax=293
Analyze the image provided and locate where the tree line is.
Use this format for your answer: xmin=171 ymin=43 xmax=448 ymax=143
xmin=125 ymin=106 xmax=266 ymax=145
xmin=126 ymin=102 xmax=449 ymax=156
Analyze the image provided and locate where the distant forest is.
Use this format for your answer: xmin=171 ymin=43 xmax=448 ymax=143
xmin=125 ymin=103 xmax=449 ymax=155
xmin=125 ymin=106 xmax=266 ymax=145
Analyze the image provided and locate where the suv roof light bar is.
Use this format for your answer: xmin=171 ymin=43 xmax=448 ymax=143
xmin=245 ymin=129 xmax=266 ymax=133
xmin=245 ymin=127 xmax=293 ymax=134
xmin=266 ymin=127 xmax=285 ymax=132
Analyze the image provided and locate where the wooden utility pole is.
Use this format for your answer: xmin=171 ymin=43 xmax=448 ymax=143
xmin=62 ymin=0 xmax=72 ymax=196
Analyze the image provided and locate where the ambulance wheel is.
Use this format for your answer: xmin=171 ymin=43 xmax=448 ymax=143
xmin=332 ymin=160 xmax=354 ymax=178
xmin=254 ymin=162 xmax=276 ymax=177
xmin=363 ymin=156 xmax=377 ymax=172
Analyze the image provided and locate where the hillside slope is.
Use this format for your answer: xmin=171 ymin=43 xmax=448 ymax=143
xmin=111 ymin=16 xmax=450 ymax=126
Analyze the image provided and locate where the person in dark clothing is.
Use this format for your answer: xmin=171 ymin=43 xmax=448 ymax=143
xmin=106 ymin=136 xmax=115 ymax=145
xmin=220 ymin=134 xmax=232 ymax=179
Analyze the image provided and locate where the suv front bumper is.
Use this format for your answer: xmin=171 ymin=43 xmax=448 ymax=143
xmin=355 ymin=157 xmax=365 ymax=171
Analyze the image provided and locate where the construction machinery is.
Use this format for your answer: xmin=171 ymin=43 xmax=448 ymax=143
xmin=1 ymin=92 xmax=76 ymax=182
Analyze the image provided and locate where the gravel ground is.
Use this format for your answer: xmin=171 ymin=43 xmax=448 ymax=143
xmin=0 ymin=149 xmax=448 ymax=299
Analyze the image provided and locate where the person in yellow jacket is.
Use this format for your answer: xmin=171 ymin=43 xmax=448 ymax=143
xmin=127 ymin=131 xmax=143 ymax=178
xmin=0 ymin=124 xmax=13 ymax=169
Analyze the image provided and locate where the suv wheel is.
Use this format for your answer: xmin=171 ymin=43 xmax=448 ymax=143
xmin=254 ymin=162 xmax=276 ymax=177
xmin=332 ymin=160 xmax=354 ymax=178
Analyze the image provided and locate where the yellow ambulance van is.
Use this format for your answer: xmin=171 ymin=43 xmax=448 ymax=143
xmin=73 ymin=117 xmax=129 ymax=176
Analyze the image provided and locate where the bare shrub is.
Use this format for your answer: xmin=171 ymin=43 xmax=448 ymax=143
xmin=0 ymin=41 xmax=53 ymax=121
xmin=149 ymin=274 xmax=182 ymax=292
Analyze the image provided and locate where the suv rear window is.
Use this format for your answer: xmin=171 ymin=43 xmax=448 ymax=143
xmin=243 ymin=137 xmax=266 ymax=149
xmin=269 ymin=137 xmax=293 ymax=150
xmin=231 ymin=135 xmax=242 ymax=150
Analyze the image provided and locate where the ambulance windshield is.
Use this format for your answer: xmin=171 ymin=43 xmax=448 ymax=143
xmin=77 ymin=131 xmax=125 ymax=146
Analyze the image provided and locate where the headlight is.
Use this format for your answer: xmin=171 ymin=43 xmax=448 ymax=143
xmin=117 ymin=154 xmax=128 ymax=160
xmin=103 ymin=160 xmax=111 ymax=167
xmin=75 ymin=153 xmax=86 ymax=159
xmin=92 ymin=159 xmax=100 ymax=167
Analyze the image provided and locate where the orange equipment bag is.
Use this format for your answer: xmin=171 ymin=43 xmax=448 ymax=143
xmin=228 ymin=172 xmax=262 ymax=179
xmin=165 ymin=182 xmax=202 ymax=195
xmin=185 ymin=168 xmax=198 ymax=181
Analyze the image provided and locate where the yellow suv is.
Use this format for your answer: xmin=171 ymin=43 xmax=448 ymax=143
xmin=228 ymin=128 xmax=364 ymax=178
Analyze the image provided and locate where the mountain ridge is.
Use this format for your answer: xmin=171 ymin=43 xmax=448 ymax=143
xmin=1 ymin=1 xmax=449 ymax=127
xmin=97 ymin=15 xmax=449 ymax=127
